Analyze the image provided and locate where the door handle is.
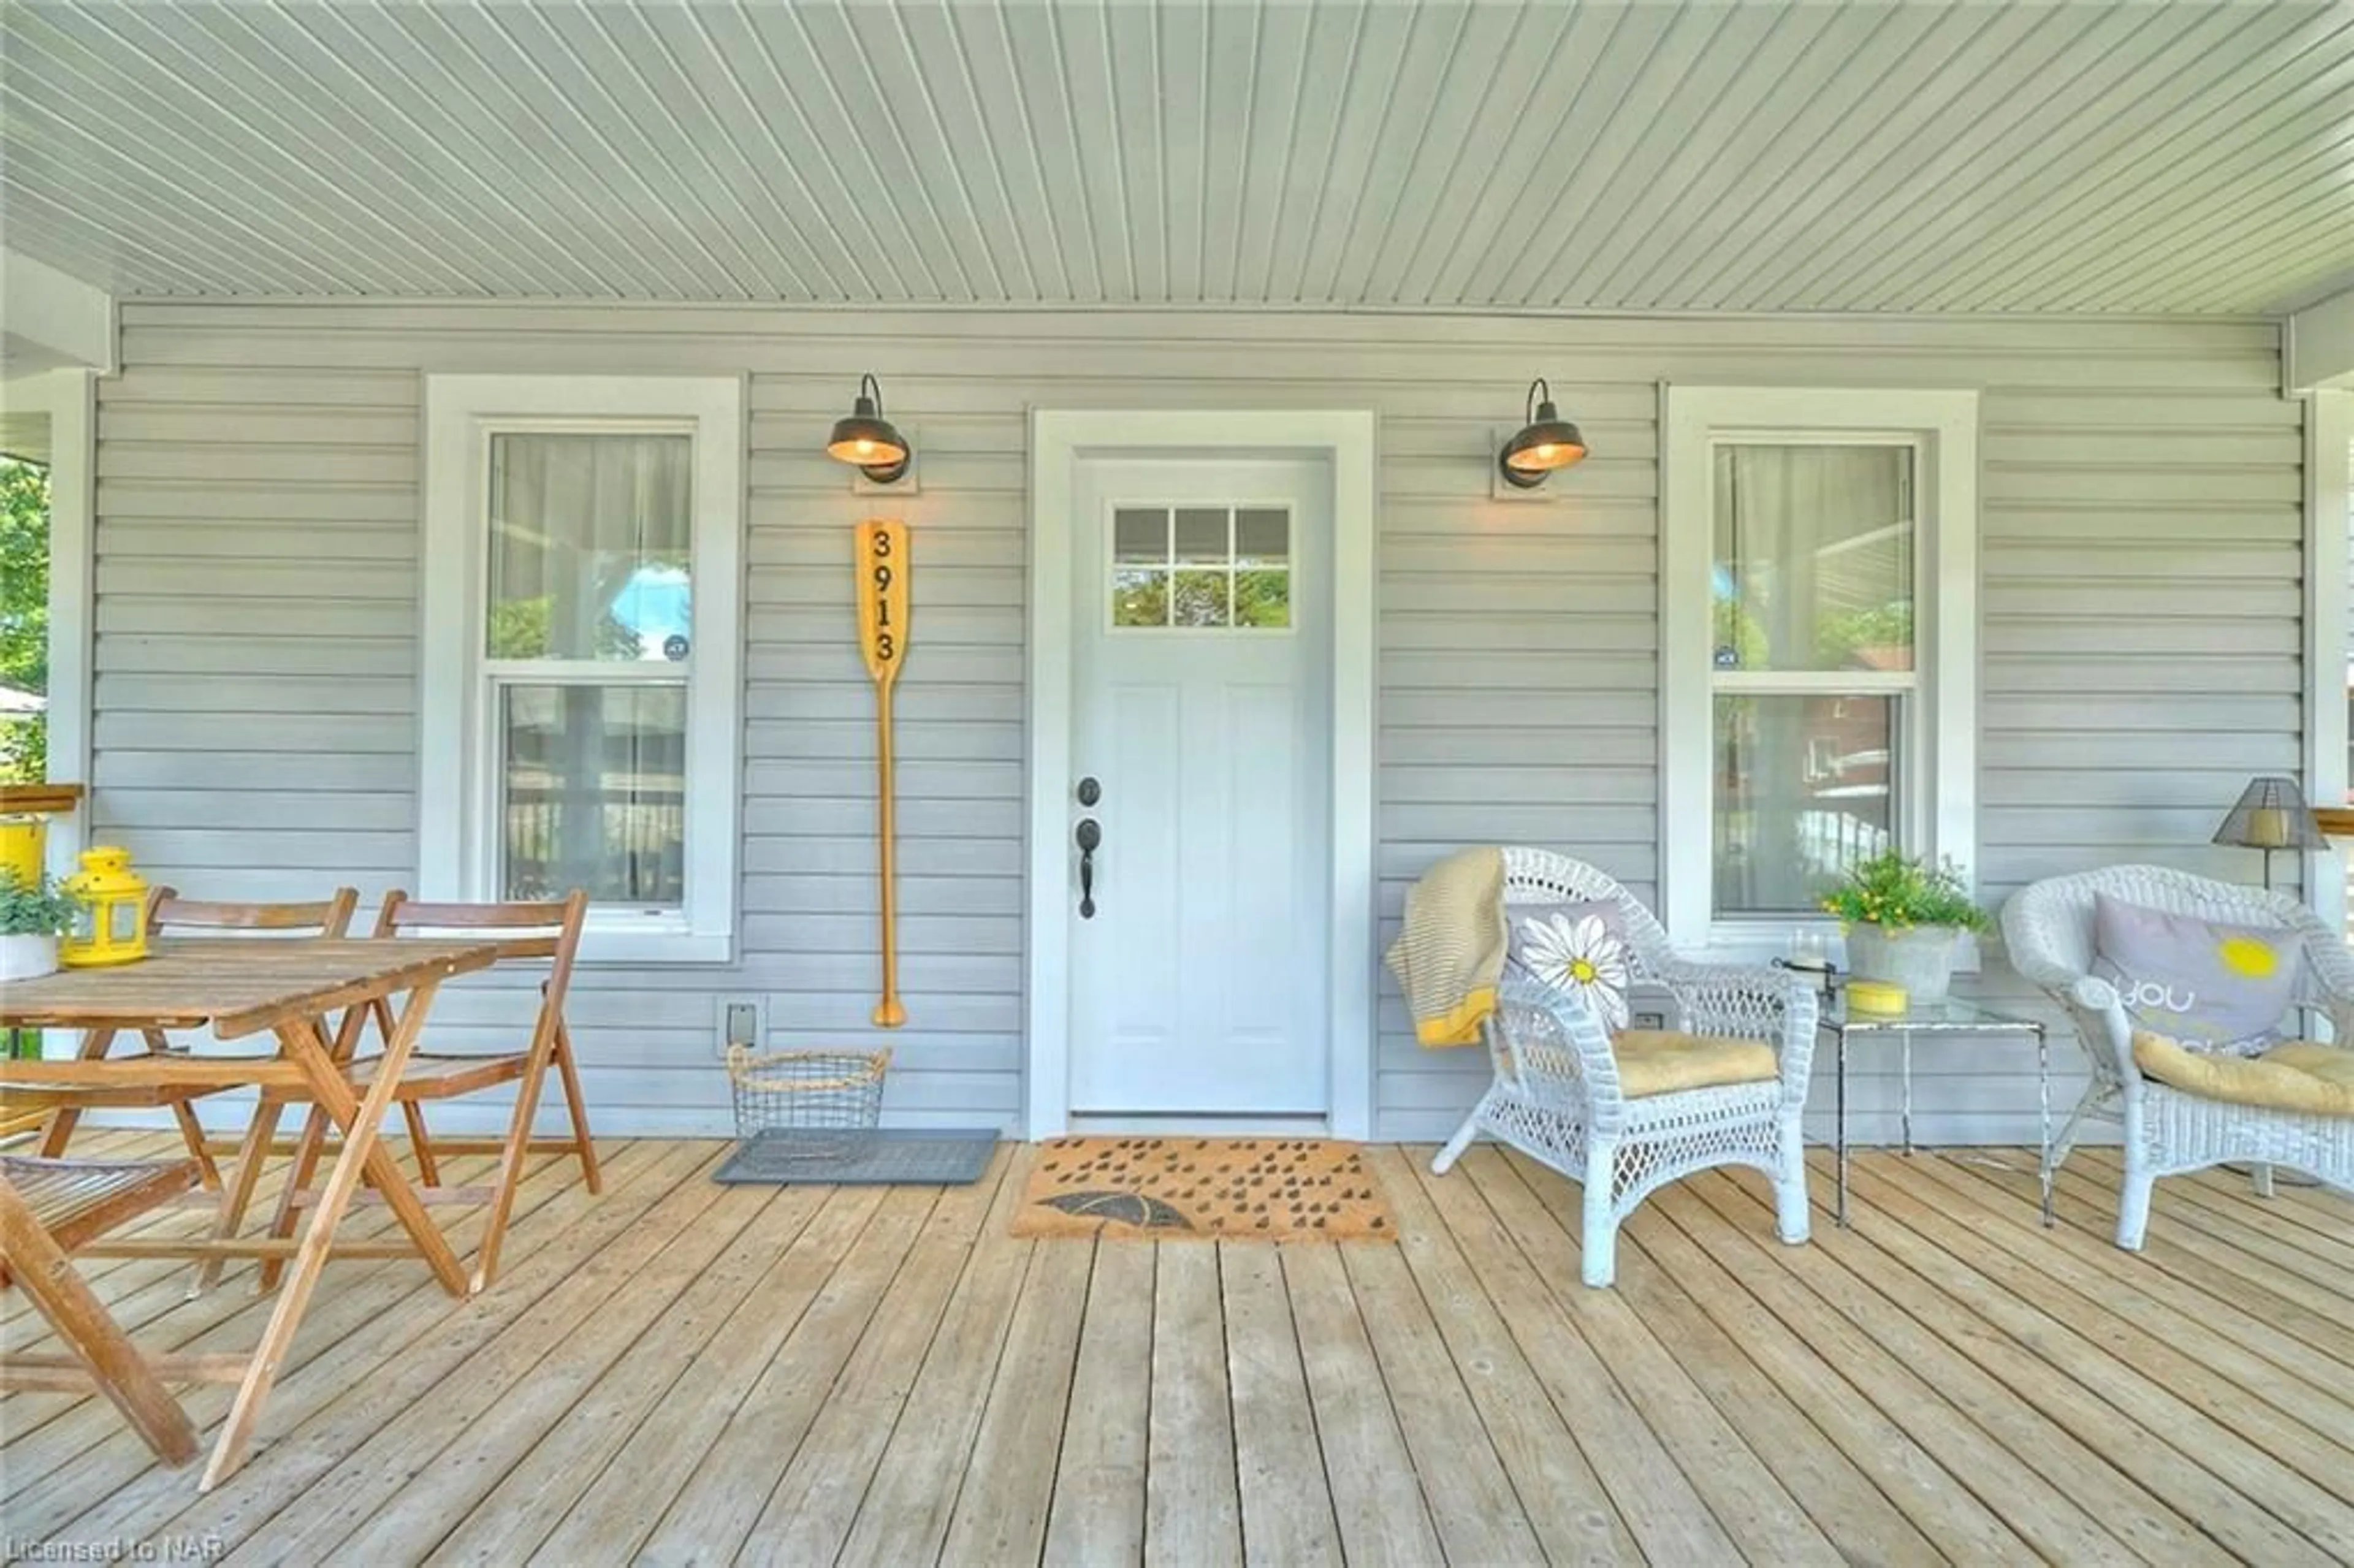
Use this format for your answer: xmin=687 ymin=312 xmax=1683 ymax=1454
xmin=1075 ymin=818 xmax=1101 ymax=919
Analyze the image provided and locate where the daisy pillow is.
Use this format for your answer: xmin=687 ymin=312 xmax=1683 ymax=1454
xmin=1505 ymin=901 xmax=1636 ymax=1032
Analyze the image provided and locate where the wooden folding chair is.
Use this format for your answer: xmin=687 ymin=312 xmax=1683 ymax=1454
xmin=0 ymin=1153 xmax=205 ymax=1464
xmin=36 ymin=886 xmax=359 ymax=1189
xmin=262 ymin=889 xmax=598 ymax=1292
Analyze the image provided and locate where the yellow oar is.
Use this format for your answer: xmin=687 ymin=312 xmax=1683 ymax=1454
xmin=857 ymin=518 xmax=911 ymax=1028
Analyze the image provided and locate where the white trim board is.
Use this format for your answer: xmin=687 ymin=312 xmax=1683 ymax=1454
xmin=1659 ymin=384 xmax=1981 ymax=961
xmin=2304 ymin=388 xmax=2352 ymax=934
xmin=1024 ymin=409 xmax=1379 ymax=1141
xmin=4 ymin=369 xmax=95 ymax=1068
xmin=0 ymin=369 xmax=96 ymax=880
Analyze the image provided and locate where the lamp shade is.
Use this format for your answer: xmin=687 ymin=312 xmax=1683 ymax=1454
xmin=1498 ymin=378 xmax=1587 ymax=489
xmin=825 ymin=373 xmax=911 ymax=484
xmin=2212 ymin=775 xmax=2326 ymax=853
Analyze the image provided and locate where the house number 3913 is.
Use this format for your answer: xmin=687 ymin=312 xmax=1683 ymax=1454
xmin=856 ymin=518 xmax=911 ymax=683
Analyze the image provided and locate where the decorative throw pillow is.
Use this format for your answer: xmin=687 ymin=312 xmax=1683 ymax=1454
xmin=2090 ymin=894 xmax=2303 ymax=1051
xmin=1504 ymin=900 xmax=1636 ymax=1032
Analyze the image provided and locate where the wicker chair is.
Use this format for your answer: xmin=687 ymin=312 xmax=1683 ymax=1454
xmin=2001 ymin=864 xmax=2354 ymax=1249
xmin=1430 ymin=848 xmax=1820 ymax=1286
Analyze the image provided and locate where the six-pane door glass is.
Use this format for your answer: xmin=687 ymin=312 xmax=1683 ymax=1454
xmin=1110 ymin=505 xmax=1291 ymax=630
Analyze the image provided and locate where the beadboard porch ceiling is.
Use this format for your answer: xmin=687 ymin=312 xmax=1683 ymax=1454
xmin=1 ymin=0 xmax=2349 ymax=315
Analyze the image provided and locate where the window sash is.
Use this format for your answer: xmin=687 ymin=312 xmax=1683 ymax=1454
xmin=1709 ymin=440 xmax=1925 ymax=924
xmin=1710 ymin=670 xmax=1916 ymax=696
xmin=492 ymin=676 xmax=689 ymax=915
xmin=481 ymin=658 xmax=690 ymax=684
xmin=1710 ymin=438 xmax=1918 ymax=678
xmin=476 ymin=425 xmax=700 ymax=924
xmin=1713 ymin=690 xmax=1906 ymax=921
xmin=484 ymin=428 xmax=695 ymax=664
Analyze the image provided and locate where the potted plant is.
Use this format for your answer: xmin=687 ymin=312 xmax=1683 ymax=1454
xmin=0 ymin=870 xmax=82 ymax=983
xmin=1819 ymin=848 xmax=1990 ymax=1005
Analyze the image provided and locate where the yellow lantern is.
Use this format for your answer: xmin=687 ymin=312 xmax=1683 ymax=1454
xmin=60 ymin=846 xmax=149 ymax=968
xmin=0 ymin=817 xmax=40 ymax=889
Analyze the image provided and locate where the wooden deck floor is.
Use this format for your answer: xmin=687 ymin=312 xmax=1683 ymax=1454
xmin=4 ymin=1135 xmax=2352 ymax=1566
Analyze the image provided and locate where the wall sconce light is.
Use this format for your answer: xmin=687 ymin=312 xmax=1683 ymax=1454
xmin=1497 ymin=378 xmax=1588 ymax=489
xmin=826 ymin=373 xmax=912 ymax=485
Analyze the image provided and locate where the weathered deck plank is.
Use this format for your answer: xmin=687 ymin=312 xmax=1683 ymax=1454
xmin=3 ymin=1140 xmax=2348 ymax=1567
xmin=1040 ymin=1241 xmax=1154 ymax=1567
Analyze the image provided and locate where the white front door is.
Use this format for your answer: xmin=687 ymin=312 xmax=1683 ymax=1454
xmin=1064 ymin=455 xmax=1334 ymax=1116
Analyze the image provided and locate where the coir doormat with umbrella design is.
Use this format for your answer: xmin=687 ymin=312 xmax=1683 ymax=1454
xmin=1010 ymin=1137 xmax=1396 ymax=1242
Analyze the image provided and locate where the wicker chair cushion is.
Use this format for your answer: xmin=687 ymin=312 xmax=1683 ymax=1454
xmin=1612 ymin=1030 xmax=1779 ymax=1098
xmin=2131 ymin=1032 xmax=2354 ymax=1116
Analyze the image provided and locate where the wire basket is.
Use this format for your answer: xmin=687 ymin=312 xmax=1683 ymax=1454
xmin=725 ymin=1045 xmax=889 ymax=1162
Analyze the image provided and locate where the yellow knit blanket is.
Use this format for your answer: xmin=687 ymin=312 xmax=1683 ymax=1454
xmin=1385 ymin=846 xmax=1507 ymax=1047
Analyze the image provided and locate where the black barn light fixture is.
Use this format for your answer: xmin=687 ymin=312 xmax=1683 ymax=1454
xmin=825 ymin=372 xmax=912 ymax=484
xmin=1498 ymin=378 xmax=1588 ymax=489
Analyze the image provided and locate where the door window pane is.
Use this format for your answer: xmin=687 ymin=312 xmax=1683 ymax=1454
xmin=1713 ymin=444 xmax=1912 ymax=672
xmin=1235 ymin=569 xmax=1290 ymax=628
xmin=1114 ymin=508 xmax=1168 ymax=563
xmin=500 ymin=683 xmax=687 ymax=907
xmin=1715 ymin=693 xmax=1897 ymax=915
xmin=1175 ymin=508 xmax=1228 ymax=563
xmin=1113 ymin=570 xmax=1171 ymax=627
xmin=487 ymin=433 xmax=693 ymax=661
xmin=1236 ymin=508 xmax=1289 ymax=565
xmin=1172 ymin=571 xmax=1231 ymax=626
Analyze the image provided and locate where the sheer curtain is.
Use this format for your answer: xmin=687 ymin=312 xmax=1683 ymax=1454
xmin=1713 ymin=445 xmax=1910 ymax=915
xmin=1713 ymin=444 xmax=1910 ymax=671
xmin=489 ymin=433 xmax=692 ymax=660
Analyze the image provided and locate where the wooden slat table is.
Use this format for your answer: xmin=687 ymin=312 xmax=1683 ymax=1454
xmin=0 ymin=936 xmax=500 ymax=1488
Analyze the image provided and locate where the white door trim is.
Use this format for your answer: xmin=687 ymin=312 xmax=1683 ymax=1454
xmin=1026 ymin=409 xmax=1377 ymax=1141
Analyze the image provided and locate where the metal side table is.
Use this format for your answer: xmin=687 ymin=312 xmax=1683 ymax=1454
xmin=1823 ymin=995 xmax=2053 ymax=1228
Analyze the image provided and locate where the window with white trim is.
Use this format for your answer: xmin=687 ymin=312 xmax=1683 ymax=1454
xmin=1661 ymin=387 xmax=1978 ymax=956
xmin=421 ymin=376 xmax=742 ymax=963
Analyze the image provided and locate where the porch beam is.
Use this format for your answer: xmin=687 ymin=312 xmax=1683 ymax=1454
xmin=2286 ymin=285 xmax=2354 ymax=391
xmin=0 ymin=248 xmax=115 ymax=376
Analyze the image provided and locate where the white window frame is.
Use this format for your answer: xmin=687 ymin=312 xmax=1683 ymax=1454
xmin=421 ymin=374 xmax=743 ymax=964
xmin=1661 ymin=386 xmax=1979 ymax=961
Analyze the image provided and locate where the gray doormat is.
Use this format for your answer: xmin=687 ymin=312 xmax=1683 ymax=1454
xmin=713 ymin=1128 xmax=999 ymax=1186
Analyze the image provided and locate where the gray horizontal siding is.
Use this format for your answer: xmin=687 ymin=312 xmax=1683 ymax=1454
xmin=92 ymin=303 xmax=2301 ymax=1143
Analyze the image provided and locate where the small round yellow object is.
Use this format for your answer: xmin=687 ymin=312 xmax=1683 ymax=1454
xmin=1847 ymin=980 xmax=1909 ymax=1016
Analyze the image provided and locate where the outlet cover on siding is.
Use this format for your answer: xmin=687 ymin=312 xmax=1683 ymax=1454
xmin=715 ymin=995 xmax=768 ymax=1059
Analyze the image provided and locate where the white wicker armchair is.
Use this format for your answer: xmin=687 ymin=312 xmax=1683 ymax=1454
xmin=2001 ymin=864 xmax=2354 ymax=1249
xmin=1430 ymin=848 xmax=1820 ymax=1287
